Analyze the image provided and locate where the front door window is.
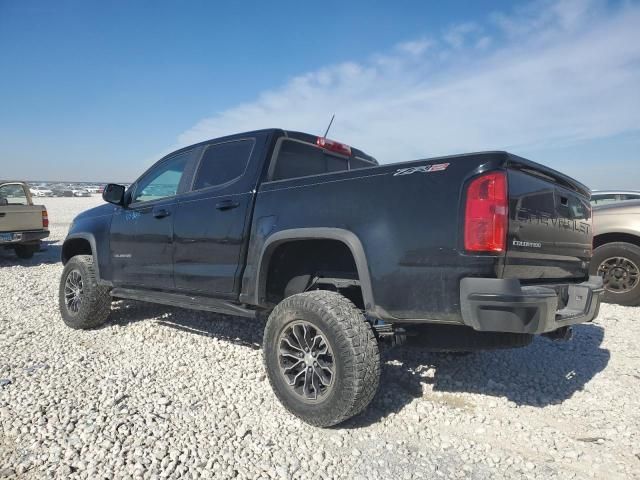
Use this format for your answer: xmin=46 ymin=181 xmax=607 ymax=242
xmin=133 ymin=152 xmax=190 ymax=203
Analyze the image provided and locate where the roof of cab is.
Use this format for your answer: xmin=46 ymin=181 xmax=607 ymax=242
xmin=170 ymin=128 xmax=378 ymax=165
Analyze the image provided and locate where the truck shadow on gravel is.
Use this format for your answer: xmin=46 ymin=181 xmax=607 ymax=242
xmin=108 ymin=300 xmax=263 ymax=350
xmin=346 ymin=324 xmax=610 ymax=428
xmin=103 ymin=302 xmax=610 ymax=429
xmin=0 ymin=241 xmax=61 ymax=266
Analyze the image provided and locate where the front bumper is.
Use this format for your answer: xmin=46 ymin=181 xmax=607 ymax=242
xmin=0 ymin=230 xmax=49 ymax=245
xmin=460 ymin=276 xmax=604 ymax=334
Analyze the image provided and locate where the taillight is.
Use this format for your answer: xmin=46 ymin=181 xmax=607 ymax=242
xmin=464 ymin=171 xmax=508 ymax=253
xmin=42 ymin=209 xmax=49 ymax=229
xmin=316 ymin=137 xmax=352 ymax=156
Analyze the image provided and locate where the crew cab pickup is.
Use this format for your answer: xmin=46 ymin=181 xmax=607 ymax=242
xmin=0 ymin=181 xmax=49 ymax=259
xmin=59 ymin=129 xmax=603 ymax=426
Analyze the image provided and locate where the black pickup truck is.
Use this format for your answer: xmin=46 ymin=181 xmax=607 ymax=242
xmin=59 ymin=128 xmax=603 ymax=426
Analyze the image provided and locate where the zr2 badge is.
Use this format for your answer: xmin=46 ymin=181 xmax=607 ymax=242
xmin=393 ymin=163 xmax=450 ymax=176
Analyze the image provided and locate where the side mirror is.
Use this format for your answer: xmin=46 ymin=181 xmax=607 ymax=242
xmin=102 ymin=184 xmax=126 ymax=205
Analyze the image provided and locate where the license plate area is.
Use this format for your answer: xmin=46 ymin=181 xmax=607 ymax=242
xmin=565 ymin=285 xmax=590 ymax=310
xmin=0 ymin=232 xmax=22 ymax=243
xmin=555 ymin=285 xmax=591 ymax=320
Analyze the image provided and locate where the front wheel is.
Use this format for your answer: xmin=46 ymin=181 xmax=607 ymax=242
xmin=263 ymin=291 xmax=380 ymax=427
xmin=59 ymin=255 xmax=112 ymax=329
xmin=590 ymin=242 xmax=640 ymax=306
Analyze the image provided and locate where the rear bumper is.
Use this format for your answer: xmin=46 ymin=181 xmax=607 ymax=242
xmin=460 ymin=276 xmax=603 ymax=334
xmin=0 ymin=230 xmax=49 ymax=245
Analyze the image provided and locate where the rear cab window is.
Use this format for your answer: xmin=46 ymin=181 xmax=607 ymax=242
xmin=0 ymin=184 xmax=29 ymax=205
xmin=270 ymin=135 xmax=377 ymax=182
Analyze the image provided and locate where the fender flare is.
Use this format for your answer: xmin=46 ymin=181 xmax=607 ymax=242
xmin=593 ymin=230 xmax=640 ymax=249
xmin=62 ymin=233 xmax=103 ymax=282
xmin=255 ymin=228 xmax=375 ymax=311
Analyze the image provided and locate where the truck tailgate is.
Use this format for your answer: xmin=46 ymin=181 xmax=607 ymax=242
xmin=0 ymin=205 xmax=45 ymax=232
xmin=504 ymin=162 xmax=592 ymax=281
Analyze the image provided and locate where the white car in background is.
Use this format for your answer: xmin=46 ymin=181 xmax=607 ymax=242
xmin=591 ymin=190 xmax=640 ymax=206
xmin=71 ymin=188 xmax=92 ymax=197
xmin=29 ymin=186 xmax=53 ymax=197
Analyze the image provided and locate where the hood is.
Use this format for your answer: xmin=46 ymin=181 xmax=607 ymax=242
xmin=73 ymin=202 xmax=114 ymax=221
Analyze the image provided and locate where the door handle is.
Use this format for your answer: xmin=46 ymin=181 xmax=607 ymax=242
xmin=216 ymin=199 xmax=240 ymax=211
xmin=153 ymin=208 xmax=171 ymax=218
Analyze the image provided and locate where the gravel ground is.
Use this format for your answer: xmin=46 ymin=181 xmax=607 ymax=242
xmin=1 ymin=196 xmax=639 ymax=479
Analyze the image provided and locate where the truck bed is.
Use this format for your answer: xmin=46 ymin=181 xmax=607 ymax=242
xmin=0 ymin=204 xmax=46 ymax=233
xmin=243 ymin=150 xmax=593 ymax=324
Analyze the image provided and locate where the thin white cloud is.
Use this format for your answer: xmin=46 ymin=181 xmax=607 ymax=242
xmin=178 ymin=0 xmax=640 ymax=172
xmin=396 ymin=38 xmax=433 ymax=56
xmin=443 ymin=22 xmax=480 ymax=49
xmin=475 ymin=36 xmax=492 ymax=50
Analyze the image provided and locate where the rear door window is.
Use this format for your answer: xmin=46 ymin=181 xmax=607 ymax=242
xmin=193 ymin=139 xmax=254 ymax=191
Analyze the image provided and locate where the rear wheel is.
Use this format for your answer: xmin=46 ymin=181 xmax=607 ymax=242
xmin=14 ymin=244 xmax=38 ymax=259
xmin=263 ymin=291 xmax=380 ymax=427
xmin=590 ymin=242 xmax=640 ymax=306
xmin=59 ymin=255 xmax=111 ymax=329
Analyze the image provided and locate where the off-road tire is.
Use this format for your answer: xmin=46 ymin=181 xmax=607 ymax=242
xmin=59 ymin=255 xmax=112 ymax=329
xmin=14 ymin=244 xmax=37 ymax=259
xmin=263 ymin=291 xmax=380 ymax=427
xmin=590 ymin=242 xmax=640 ymax=306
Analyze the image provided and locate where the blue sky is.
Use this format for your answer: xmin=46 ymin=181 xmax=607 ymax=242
xmin=1 ymin=0 xmax=639 ymax=188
